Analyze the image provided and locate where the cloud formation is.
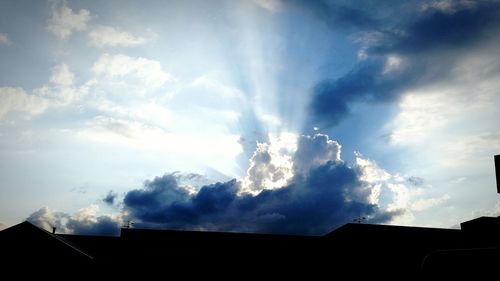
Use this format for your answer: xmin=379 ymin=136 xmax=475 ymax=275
xmin=25 ymin=133 xmax=452 ymax=235
xmin=0 ymin=33 xmax=11 ymax=45
xmin=27 ymin=205 xmax=121 ymax=236
xmin=92 ymin=53 xmax=173 ymax=89
xmin=0 ymin=87 xmax=49 ymax=119
xmin=12 ymin=0 xmax=468 ymax=235
xmin=103 ymin=191 xmax=118 ymax=205
xmin=307 ymin=0 xmax=500 ymax=128
xmin=122 ymin=134 xmax=401 ymax=235
xmin=47 ymin=0 xmax=90 ymax=39
xmin=289 ymin=0 xmax=379 ymax=30
xmin=88 ymin=25 xmax=149 ymax=47
xmin=0 ymin=63 xmax=90 ymax=120
xmin=241 ymin=133 xmax=296 ymax=194
xmin=50 ymin=64 xmax=75 ymax=87
xmin=254 ymin=0 xmax=282 ymax=13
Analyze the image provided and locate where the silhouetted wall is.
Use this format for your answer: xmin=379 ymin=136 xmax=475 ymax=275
xmin=495 ymin=155 xmax=500 ymax=193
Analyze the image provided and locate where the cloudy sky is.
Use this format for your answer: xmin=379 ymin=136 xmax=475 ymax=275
xmin=1 ymin=0 xmax=500 ymax=235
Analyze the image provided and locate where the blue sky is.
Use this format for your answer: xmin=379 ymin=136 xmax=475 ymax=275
xmin=1 ymin=0 xmax=500 ymax=234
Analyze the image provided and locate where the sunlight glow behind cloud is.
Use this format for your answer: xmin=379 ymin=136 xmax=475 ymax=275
xmin=242 ymin=132 xmax=297 ymax=194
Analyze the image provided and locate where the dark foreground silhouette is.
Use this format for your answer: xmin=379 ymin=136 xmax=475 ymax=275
xmin=2 ymin=155 xmax=499 ymax=278
xmin=1 ymin=218 xmax=500 ymax=278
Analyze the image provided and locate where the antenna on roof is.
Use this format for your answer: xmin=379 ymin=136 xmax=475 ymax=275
xmin=353 ymin=215 xmax=366 ymax=224
xmin=124 ymin=220 xmax=134 ymax=229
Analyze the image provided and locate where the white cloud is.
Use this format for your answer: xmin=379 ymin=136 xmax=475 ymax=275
xmin=0 ymin=64 xmax=90 ymax=120
xmin=0 ymin=87 xmax=49 ymax=119
xmin=93 ymin=100 xmax=173 ymax=130
xmin=354 ymin=154 xmax=392 ymax=206
xmin=0 ymin=33 xmax=11 ymax=45
xmin=355 ymin=154 xmax=405 ymax=209
xmin=254 ymin=0 xmax=282 ymax=12
xmin=92 ymin=53 xmax=173 ymax=88
xmin=421 ymin=0 xmax=476 ymax=14
xmin=353 ymin=154 xmax=453 ymax=225
xmin=71 ymin=204 xmax=100 ymax=221
xmin=88 ymin=25 xmax=149 ymax=47
xmin=50 ymin=63 xmax=74 ymax=87
xmin=388 ymin=40 xmax=500 ymax=148
xmin=411 ymin=194 xmax=450 ymax=211
xmin=26 ymin=206 xmax=69 ymax=233
xmin=47 ymin=0 xmax=90 ymax=39
xmin=241 ymin=132 xmax=297 ymax=194
xmin=439 ymin=131 xmax=500 ymax=168
xmin=388 ymin=89 xmax=467 ymax=144
xmin=472 ymin=200 xmax=500 ymax=218
xmin=383 ymin=54 xmax=405 ymax=74
xmin=451 ymin=177 xmax=467 ymax=184
xmin=382 ymin=44 xmax=500 ymax=227
xmin=356 ymin=153 xmax=391 ymax=184
xmin=37 ymin=63 xmax=90 ymax=106
xmin=27 ymin=205 xmax=123 ymax=235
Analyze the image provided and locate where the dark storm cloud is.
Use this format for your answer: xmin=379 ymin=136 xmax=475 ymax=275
xmin=123 ymin=135 xmax=398 ymax=235
xmin=310 ymin=58 xmax=421 ymax=126
xmin=288 ymin=0 xmax=380 ymax=30
xmin=65 ymin=216 xmax=120 ymax=236
xmin=371 ymin=1 xmax=500 ymax=55
xmin=308 ymin=1 xmax=500 ymax=128
xmin=26 ymin=135 xmax=400 ymax=236
xmin=103 ymin=191 xmax=118 ymax=205
xmin=123 ymin=174 xmax=191 ymax=223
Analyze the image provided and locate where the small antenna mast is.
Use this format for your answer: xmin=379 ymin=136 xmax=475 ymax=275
xmin=353 ymin=215 xmax=366 ymax=224
xmin=124 ymin=220 xmax=134 ymax=229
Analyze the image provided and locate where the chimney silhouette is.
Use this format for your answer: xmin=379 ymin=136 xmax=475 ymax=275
xmin=495 ymin=155 xmax=500 ymax=194
xmin=52 ymin=226 xmax=56 ymax=234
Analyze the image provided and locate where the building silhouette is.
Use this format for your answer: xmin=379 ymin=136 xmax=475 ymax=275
xmin=2 ymin=155 xmax=500 ymax=277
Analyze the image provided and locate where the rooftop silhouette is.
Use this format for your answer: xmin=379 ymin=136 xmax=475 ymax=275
xmin=2 ymin=155 xmax=500 ymax=277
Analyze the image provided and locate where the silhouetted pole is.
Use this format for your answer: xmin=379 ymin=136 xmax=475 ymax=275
xmin=495 ymin=155 xmax=499 ymax=194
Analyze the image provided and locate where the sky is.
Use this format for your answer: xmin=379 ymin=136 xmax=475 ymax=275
xmin=1 ymin=0 xmax=500 ymax=235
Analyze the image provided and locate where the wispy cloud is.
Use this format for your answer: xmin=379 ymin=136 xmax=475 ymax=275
xmin=254 ymin=0 xmax=282 ymax=12
xmin=0 ymin=63 xmax=90 ymax=120
xmin=49 ymin=63 xmax=75 ymax=87
xmin=0 ymin=87 xmax=49 ymax=119
xmin=92 ymin=53 xmax=173 ymax=89
xmin=88 ymin=25 xmax=151 ymax=47
xmin=47 ymin=0 xmax=90 ymax=39
xmin=0 ymin=33 xmax=11 ymax=45
xmin=411 ymin=194 xmax=450 ymax=212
